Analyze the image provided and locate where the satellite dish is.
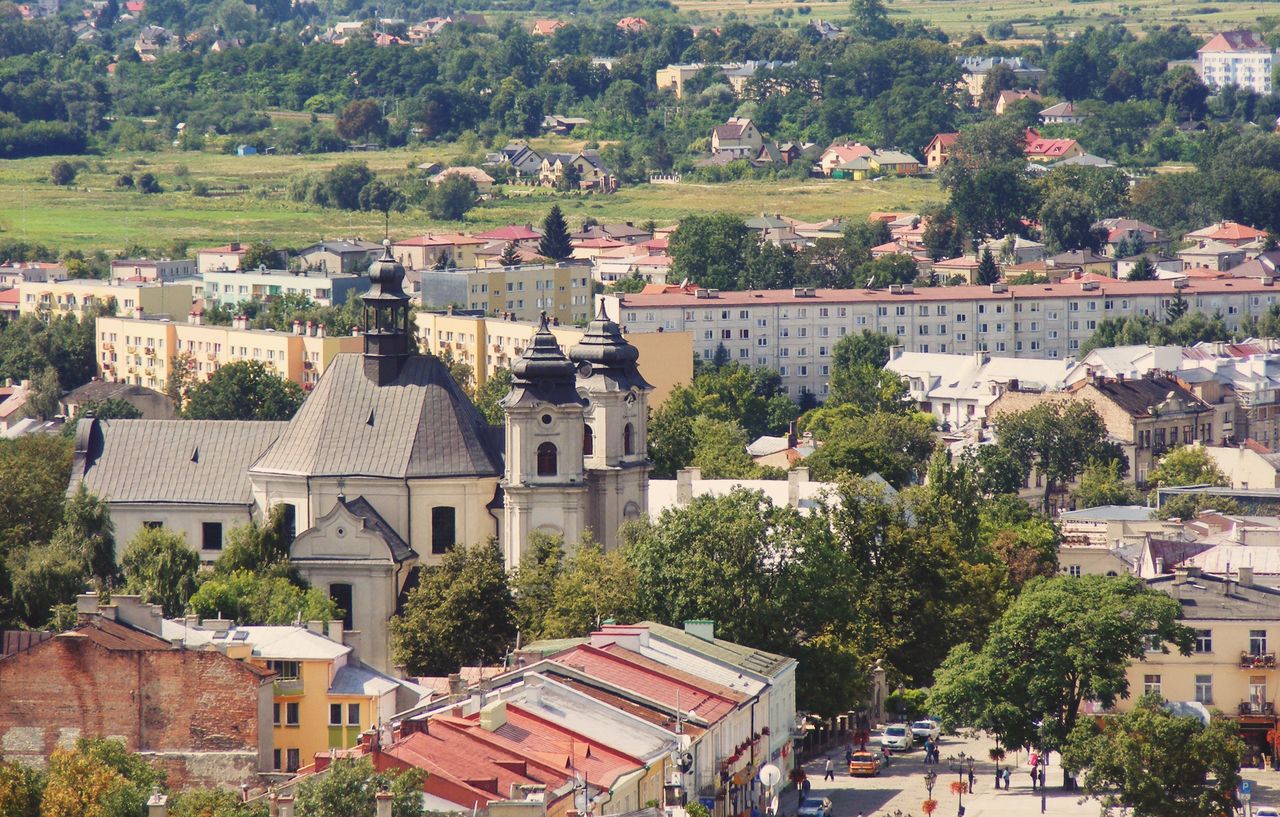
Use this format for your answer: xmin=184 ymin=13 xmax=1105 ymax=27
xmin=677 ymin=751 xmax=694 ymax=773
xmin=758 ymin=763 xmax=782 ymax=788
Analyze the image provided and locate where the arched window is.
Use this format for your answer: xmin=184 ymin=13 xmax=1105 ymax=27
xmin=583 ymin=425 xmax=594 ymax=456
xmin=623 ymin=423 xmax=635 ymax=456
xmin=537 ymin=442 xmax=558 ymax=476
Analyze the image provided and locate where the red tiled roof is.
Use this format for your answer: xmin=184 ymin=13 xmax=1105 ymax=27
xmin=0 ymin=290 xmax=20 ymax=304
xmin=549 ymin=644 xmax=738 ymax=723
xmin=574 ymin=238 xmax=626 ymax=249
xmin=1200 ymin=30 xmax=1269 ymax=52
xmin=379 ymin=727 xmax=562 ymax=805
xmin=474 ymin=225 xmax=542 ymax=241
xmin=1024 ymin=128 xmax=1079 ymax=157
xmin=1198 ymin=221 xmax=1266 ymax=242
xmin=469 ymin=705 xmax=643 ymax=788
xmin=925 ymin=133 xmax=958 ymax=150
xmin=395 ymin=233 xmax=487 ymax=247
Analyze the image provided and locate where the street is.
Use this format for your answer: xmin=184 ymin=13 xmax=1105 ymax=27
xmin=794 ymin=732 xmax=1280 ymax=817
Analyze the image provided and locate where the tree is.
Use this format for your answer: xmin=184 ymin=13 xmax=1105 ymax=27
xmin=1146 ymin=445 xmax=1227 ymax=495
xmin=335 ymin=100 xmax=388 ymax=143
xmin=928 ymin=575 xmax=1193 ymax=783
xmin=690 ymin=416 xmax=758 ymax=479
xmin=213 ymin=506 xmax=293 ymax=576
xmin=1062 ymin=695 xmax=1244 ymax=817
xmin=994 ymin=401 xmax=1118 ymax=512
xmin=0 ymin=760 xmax=43 ymax=817
xmin=358 ymin=180 xmax=405 ymax=234
xmin=850 ymin=0 xmax=894 ymax=40
xmin=170 ymin=788 xmax=266 ymax=817
xmin=498 ymin=241 xmax=520 ymax=268
xmin=63 ymin=398 xmax=142 ymax=431
xmin=1166 ymin=291 xmax=1189 ymax=322
xmin=137 ymin=173 xmax=161 ymax=194
xmin=187 ymin=570 xmax=340 ymax=625
xmin=6 ymin=541 xmax=85 ymax=628
xmin=49 ymin=160 xmax=76 ymax=186
xmin=538 ymin=205 xmax=573 ymax=260
xmin=28 ymin=366 xmax=63 ymax=420
xmin=668 ymin=214 xmax=751 ymax=291
xmin=391 ymin=540 xmax=515 ymax=675
xmin=1040 ymin=188 xmax=1104 ymax=253
xmin=1127 ymin=256 xmax=1156 ymax=281
xmin=511 ymin=532 xmax=564 ymax=639
xmin=541 ymin=539 xmax=637 ymax=639
xmin=54 ymin=483 xmax=116 ymax=584
xmin=424 ymin=175 xmax=478 ymax=221
xmin=976 ymin=248 xmax=1000 ymax=285
xmin=41 ymin=738 xmax=163 ymax=817
xmin=241 ymin=241 xmax=281 ymax=270
xmin=120 ymin=527 xmax=199 ymax=617
xmin=182 ymin=361 xmax=304 ymax=421
xmin=324 ymin=162 xmax=375 ymax=211
xmin=0 ymin=435 xmax=73 ymax=625
xmin=473 ymin=368 xmax=513 ymax=425
xmin=921 ymin=211 xmax=963 ymax=261
xmin=801 ymin=406 xmax=936 ymax=487
xmin=1072 ymin=458 xmax=1140 ymax=509
xmin=294 ymin=758 xmax=425 ymax=817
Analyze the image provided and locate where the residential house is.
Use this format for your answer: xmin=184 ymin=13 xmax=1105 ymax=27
xmin=542 ymin=115 xmax=591 ymax=136
xmin=746 ymin=429 xmax=818 ymax=469
xmin=818 ymin=142 xmax=873 ymax=176
xmin=616 ymin=17 xmax=649 ymax=32
xmin=721 ymin=60 xmax=796 ymax=96
xmin=60 ymin=379 xmax=175 ymax=420
xmin=1116 ymin=252 xmax=1183 ymax=278
xmin=531 ymin=19 xmax=565 ymax=35
xmin=957 ymin=56 xmax=1046 ymax=101
xmin=134 ymin=24 xmax=175 ymax=59
xmin=1047 ymin=250 xmax=1115 ymax=277
xmin=745 ymin=214 xmax=807 ymax=247
xmin=995 ymin=89 xmax=1042 ymax=115
xmin=1024 ymin=128 xmax=1084 ymax=163
xmin=1057 ymin=505 xmax=1174 ymax=549
xmin=485 ymin=142 xmax=545 ymax=178
xmin=931 ymin=255 xmax=982 ymax=283
xmin=297 ymin=239 xmax=382 ymax=275
xmin=592 ymin=244 xmax=675 ymax=286
xmin=538 ymin=151 xmax=615 ymax=192
xmin=0 ymin=595 xmax=272 ymax=787
xmin=811 ymin=18 xmax=842 ymax=39
xmin=655 ymin=63 xmax=707 ymax=98
xmin=204 ymin=267 xmax=368 ymax=308
xmin=474 ymin=224 xmax=543 ymax=248
xmin=0 ymin=381 xmax=29 ymax=430
xmin=923 ymin=133 xmax=958 ymax=171
xmin=196 ymin=242 xmax=248 ymax=273
xmin=431 ymin=166 xmax=495 ymax=196
xmin=18 ymin=279 xmax=195 ymax=319
xmin=1095 ymin=219 xmax=1169 ymax=257
xmin=1198 ymin=30 xmax=1275 ymax=94
xmin=1177 ymin=240 xmax=1247 ymax=272
xmin=393 ymin=233 xmax=488 ymax=270
xmin=0 ymin=289 xmax=19 ymax=320
xmin=1039 ymin=101 xmax=1088 ymax=125
xmin=711 ymin=117 xmax=764 ymax=158
xmin=1186 ymin=221 xmax=1268 ymax=248
xmin=570 ymin=223 xmax=652 ymax=245
xmin=0 ymin=260 xmax=68 ymax=287
xmin=978 ymin=235 xmax=1047 ymax=264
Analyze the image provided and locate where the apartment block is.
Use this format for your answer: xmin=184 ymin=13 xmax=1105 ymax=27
xmin=602 ymin=278 xmax=1280 ymax=399
xmin=417 ymin=263 xmax=595 ymax=325
xmin=110 ymin=257 xmax=197 ymax=281
xmin=95 ymin=314 xmax=361 ymax=394
xmin=18 ymin=279 xmax=196 ymax=319
xmin=204 ymin=268 xmax=368 ymax=308
xmin=415 ymin=309 xmax=693 ymax=404
xmin=1198 ymin=30 xmax=1275 ymax=95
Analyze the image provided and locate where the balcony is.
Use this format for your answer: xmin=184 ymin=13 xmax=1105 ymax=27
xmin=1241 ymin=652 xmax=1277 ymax=669
xmin=1239 ymin=701 xmax=1276 ymax=716
xmin=273 ymin=677 xmax=304 ymax=696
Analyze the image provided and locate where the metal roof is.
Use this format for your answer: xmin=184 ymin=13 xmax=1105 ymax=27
xmin=635 ymin=621 xmax=796 ymax=678
xmin=250 ymin=354 xmax=503 ymax=479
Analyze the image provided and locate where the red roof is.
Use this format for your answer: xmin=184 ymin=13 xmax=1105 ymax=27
xmin=549 ymin=644 xmax=738 ymax=723
xmin=1196 ymin=221 xmax=1266 ymax=242
xmin=613 ymin=277 xmax=1280 ymax=308
xmin=474 ymin=225 xmax=542 ymax=242
xmin=124 ymin=0 xmax=144 ymax=11
xmin=1200 ymin=30 xmax=1269 ymax=52
xmin=377 ymin=726 xmax=565 ymax=806
xmin=199 ymin=244 xmax=247 ymax=255
xmin=395 ymin=233 xmax=487 ymax=247
xmin=0 ymin=290 xmax=19 ymax=305
xmin=574 ymin=237 xmax=626 ymax=249
xmin=467 ymin=705 xmax=643 ymax=788
xmin=926 ymin=133 xmax=959 ymax=150
xmin=1024 ymin=128 xmax=1079 ymax=157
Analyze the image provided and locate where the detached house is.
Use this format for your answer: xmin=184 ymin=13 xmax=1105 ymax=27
xmin=711 ymin=117 xmax=764 ymax=158
xmin=1040 ymin=101 xmax=1088 ymax=125
xmin=1198 ymin=30 xmax=1275 ymax=94
xmin=923 ymin=133 xmax=958 ymax=170
xmin=539 ymin=151 xmax=616 ymax=192
xmin=1024 ymin=128 xmax=1083 ymax=163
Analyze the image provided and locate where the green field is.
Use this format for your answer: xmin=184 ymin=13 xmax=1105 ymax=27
xmin=0 ymin=148 xmax=945 ymax=255
xmin=676 ymin=0 xmax=1274 ymax=37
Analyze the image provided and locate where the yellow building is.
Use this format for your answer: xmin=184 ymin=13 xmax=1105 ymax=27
xmin=415 ymin=309 xmax=693 ymax=404
xmin=417 ymin=263 xmax=595 ymax=326
xmin=95 ymin=314 xmax=361 ymax=394
xmin=1118 ymin=567 xmax=1280 ymax=756
xmin=18 ymin=279 xmax=196 ymax=319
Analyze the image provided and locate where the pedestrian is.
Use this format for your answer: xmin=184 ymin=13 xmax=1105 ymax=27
xmin=823 ymin=758 xmax=834 ymax=781
xmin=1003 ymin=768 xmax=1011 ymax=790
xmin=845 ymin=746 xmax=853 ymax=765
xmin=968 ymin=767 xmax=975 ymax=791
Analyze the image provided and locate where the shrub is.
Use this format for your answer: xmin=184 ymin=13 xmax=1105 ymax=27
xmin=49 ymin=160 xmax=76 ymax=186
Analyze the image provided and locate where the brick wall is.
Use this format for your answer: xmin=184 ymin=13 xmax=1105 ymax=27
xmin=0 ymin=630 xmax=269 ymax=788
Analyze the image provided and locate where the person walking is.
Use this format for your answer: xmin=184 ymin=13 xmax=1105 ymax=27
xmin=823 ymin=758 xmax=834 ymax=781
xmin=1003 ymin=768 xmax=1011 ymax=790
xmin=845 ymin=746 xmax=854 ymax=765
xmin=968 ymin=767 xmax=976 ymax=792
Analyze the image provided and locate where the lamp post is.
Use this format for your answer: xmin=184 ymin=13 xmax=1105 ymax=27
xmin=947 ymin=755 xmax=969 ymax=817
xmin=924 ymin=770 xmax=937 ymax=800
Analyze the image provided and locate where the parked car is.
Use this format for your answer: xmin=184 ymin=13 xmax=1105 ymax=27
xmin=881 ymin=723 xmax=913 ymax=751
xmin=911 ymin=720 xmax=940 ymax=741
xmin=848 ymin=751 xmax=882 ymax=777
xmin=797 ymin=797 xmax=832 ymax=817
xmin=1255 ymin=808 xmax=1278 ymax=817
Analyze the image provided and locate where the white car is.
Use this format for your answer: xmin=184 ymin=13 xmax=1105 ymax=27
xmin=880 ymin=723 xmax=913 ymax=751
xmin=1255 ymin=808 xmax=1278 ymax=817
xmin=911 ymin=720 xmax=940 ymax=741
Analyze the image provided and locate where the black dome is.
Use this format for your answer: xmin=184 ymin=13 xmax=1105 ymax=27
xmin=364 ymin=240 xmax=407 ymax=303
xmin=570 ymin=302 xmax=639 ymax=371
xmin=508 ymin=314 xmax=582 ymax=405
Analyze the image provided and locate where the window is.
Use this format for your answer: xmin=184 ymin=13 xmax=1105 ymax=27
xmin=430 ymin=506 xmax=456 ymax=555
xmin=1195 ymin=674 xmax=1213 ymax=704
xmin=537 ymin=442 xmax=557 ymax=476
xmin=330 ymin=704 xmax=342 ymax=726
xmin=1251 ymin=629 xmax=1268 ymax=656
xmin=280 ymin=503 xmax=296 ymax=545
xmin=1142 ymin=674 xmax=1162 ymax=696
xmin=624 ymin=423 xmax=635 ymax=456
xmin=348 ymin=703 xmax=360 ymax=725
xmin=286 ymin=703 xmax=300 ymax=727
xmin=286 ymin=749 xmax=300 ymax=773
xmin=143 ymin=520 xmax=163 ymax=530
xmin=273 ymin=749 xmax=281 ymax=770
xmin=273 ymin=703 xmax=281 ymax=726
xmin=1068 ymin=565 xmax=1082 ymax=577
xmin=330 ymin=583 xmax=353 ymax=629
xmin=1144 ymin=634 xmax=1164 ymax=652
xmin=201 ymin=522 xmax=223 ymax=551
xmin=583 ymin=425 xmax=594 ymax=456
xmin=267 ymin=660 xmax=300 ymax=680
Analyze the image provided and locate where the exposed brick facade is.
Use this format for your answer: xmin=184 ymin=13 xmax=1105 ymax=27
xmin=0 ymin=618 xmax=272 ymax=789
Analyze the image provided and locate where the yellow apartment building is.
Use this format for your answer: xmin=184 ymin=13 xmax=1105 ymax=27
xmin=1118 ymin=567 xmax=1280 ymax=756
xmin=165 ymin=619 xmax=426 ymax=774
xmin=416 ymin=263 xmax=595 ymax=326
xmin=18 ymin=279 xmax=196 ymax=319
xmin=415 ymin=309 xmax=693 ymax=404
xmin=95 ymin=315 xmax=361 ymax=394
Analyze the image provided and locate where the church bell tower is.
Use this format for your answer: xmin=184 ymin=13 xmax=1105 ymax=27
xmin=362 ymin=240 xmax=412 ymax=386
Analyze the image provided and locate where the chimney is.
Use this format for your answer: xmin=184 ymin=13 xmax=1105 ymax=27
xmin=146 ymin=789 xmax=168 ymax=817
xmin=787 ymin=420 xmax=797 ymax=449
xmin=306 ymin=320 xmax=315 ymax=337
xmin=375 ymin=791 xmax=394 ymax=817
xmin=676 ymin=468 xmax=700 ymax=506
xmin=683 ymin=620 xmax=715 ymax=641
xmin=1155 ymin=557 xmax=1165 ymax=574
xmin=307 ymin=620 xmax=324 ymax=635
xmin=230 ymin=242 xmax=241 ymax=252
xmin=276 ymin=795 xmax=294 ymax=817
xmin=1173 ymin=567 xmax=1190 ymax=585
xmin=788 ymin=467 xmax=809 ymax=508
xmin=317 ymin=324 xmax=325 ymax=338
xmin=134 ymin=305 xmax=144 ymax=320
xmin=187 ymin=311 xmax=197 ymax=324
xmin=1240 ymin=565 xmax=1254 ymax=587
xmin=293 ymin=320 xmax=303 ymax=335
xmin=327 ymin=620 xmax=343 ymax=643
xmin=448 ymin=673 xmax=467 ymax=696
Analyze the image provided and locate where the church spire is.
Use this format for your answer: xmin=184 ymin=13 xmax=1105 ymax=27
xmin=361 ymin=239 xmax=411 ymax=386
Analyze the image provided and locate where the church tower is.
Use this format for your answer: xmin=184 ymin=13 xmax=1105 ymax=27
xmin=501 ymin=315 xmax=589 ymax=567
xmin=569 ymin=303 xmax=651 ymax=551
xmin=361 ymin=240 xmax=412 ymax=385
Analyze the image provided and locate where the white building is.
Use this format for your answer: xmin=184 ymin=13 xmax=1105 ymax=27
xmin=204 ymin=267 xmax=368 ymax=308
xmin=1198 ymin=30 xmax=1275 ymax=94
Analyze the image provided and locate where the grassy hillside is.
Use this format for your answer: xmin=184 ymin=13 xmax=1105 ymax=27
xmin=0 ymin=148 xmax=944 ymax=254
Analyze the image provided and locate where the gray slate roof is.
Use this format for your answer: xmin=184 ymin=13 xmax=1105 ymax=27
xmin=250 ymin=353 xmax=503 ymax=479
xmin=70 ymin=417 xmax=287 ymax=505
xmin=341 ymin=495 xmax=414 ymax=562
xmin=1149 ymin=572 xmax=1280 ymax=620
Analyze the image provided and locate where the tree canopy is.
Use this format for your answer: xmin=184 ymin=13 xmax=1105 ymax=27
xmin=181 ymin=360 xmax=304 ymax=421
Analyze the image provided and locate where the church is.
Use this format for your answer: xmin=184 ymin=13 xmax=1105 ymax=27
xmin=70 ymin=244 xmax=651 ymax=674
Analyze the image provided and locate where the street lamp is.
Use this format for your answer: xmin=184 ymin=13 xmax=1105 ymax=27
xmin=947 ymin=755 xmax=970 ymax=817
xmin=924 ymin=770 xmax=937 ymax=799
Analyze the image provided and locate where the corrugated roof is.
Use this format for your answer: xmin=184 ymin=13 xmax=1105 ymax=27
xmin=250 ymin=354 xmax=503 ymax=479
xmin=632 ymin=622 xmax=795 ymax=678
xmin=72 ymin=418 xmax=287 ymax=505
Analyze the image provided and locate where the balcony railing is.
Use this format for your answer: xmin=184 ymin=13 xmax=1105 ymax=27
xmin=273 ymin=677 xmax=304 ymax=696
xmin=1240 ymin=652 xmax=1277 ymax=669
xmin=1239 ymin=701 xmax=1276 ymax=716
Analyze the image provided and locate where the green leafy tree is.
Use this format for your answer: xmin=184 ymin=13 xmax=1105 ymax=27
xmin=213 ymin=505 xmax=293 ymax=576
xmin=668 ymin=214 xmax=751 ymax=291
xmin=120 ymin=527 xmax=199 ymax=617
xmin=538 ymin=205 xmax=573 ymax=260
xmin=63 ymin=398 xmax=142 ymax=433
xmin=1072 ymin=458 xmax=1140 ymax=509
xmin=28 ymin=366 xmax=63 ymax=420
xmin=511 ymin=532 xmax=564 ymax=639
xmin=6 ymin=541 xmax=85 ymax=628
xmin=425 ymin=175 xmax=478 ymax=221
xmin=850 ymin=0 xmax=894 ymax=39
xmin=293 ymin=757 xmax=425 ymax=817
xmin=0 ymin=760 xmax=43 ymax=817
xmin=994 ymin=401 xmax=1118 ymax=512
xmin=1154 ymin=493 xmax=1242 ymax=521
xmin=1039 ymin=188 xmax=1104 ymax=252
xmin=921 ymin=210 xmax=963 ymax=262
xmin=801 ymin=405 xmax=936 ymax=487
xmin=541 ymin=538 xmax=637 ymax=639
xmin=473 ymin=368 xmax=513 ymax=425
xmin=41 ymin=738 xmax=163 ymax=817
xmin=0 ymin=435 xmax=73 ymax=625
xmin=170 ymin=788 xmax=267 ymax=817
xmin=137 ymin=173 xmax=162 ymax=195
xmin=690 ymin=416 xmax=758 ymax=479
xmin=182 ymin=361 xmax=304 ymax=421
xmin=53 ymin=483 xmax=116 ymax=584
xmin=1166 ymin=291 xmax=1189 ymax=322
xmin=1127 ymin=256 xmax=1156 ymax=281
xmin=187 ymin=570 xmax=340 ymax=625
xmin=391 ymin=540 xmax=515 ymax=675
xmin=358 ymin=180 xmax=406 ymax=234
xmin=1146 ymin=445 xmax=1228 ymax=493
xmin=49 ymin=160 xmax=77 ymax=186
xmin=928 ymin=576 xmax=1194 ymax=783
xmin=1062 ymin=695 xmax=1244 ymax=817
xmin=335 ymin=100 xmax=388 ymax=143
xmin=324 ymin=162 xmax=375 ymax=211
xmin=976 ymin=247 xmax=1000 ymax=285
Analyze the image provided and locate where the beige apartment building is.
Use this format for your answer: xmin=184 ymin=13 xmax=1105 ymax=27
xmin=1121 ymin=567 xmax=1280 ymax=755
xmin=417 ymin=263 xmax=595 ymax=325
xmin=18 ymin=279 xmax=196 ymax=320
xmin=415 ymin=310 xmax=693 ymax=404
xmin=95 ymin=314 xmax=361 ymax=394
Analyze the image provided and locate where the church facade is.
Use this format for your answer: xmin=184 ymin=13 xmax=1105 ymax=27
xmin=70 ymin=244 xmax=651 ymax=674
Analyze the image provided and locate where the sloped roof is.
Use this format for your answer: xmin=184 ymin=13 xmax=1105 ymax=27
xmin=341 ymin=495 xmax=415 ymax=562
xmin=474 ymin=225 xmax=541 ymax=242
xmin=1200 ymin=30 xmax=1270 ymax=52
xmin=71 ymin=418 xmax=287 ymax=505
xmin=629 ymin=621 xmax=795 ymax=677
xmin=251 ymin=354 xmax=502 ymax=479
xmin=1039 ymin=101 xmax=1079 ymax=117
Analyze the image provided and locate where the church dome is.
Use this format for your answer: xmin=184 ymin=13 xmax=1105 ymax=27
xmin=570 ymin=302 xmax=639 ymax=371
xmin=363 ymin=239 xmax=407 ymax=303
xmin=507 ymin=314 xmax=583 ymax=406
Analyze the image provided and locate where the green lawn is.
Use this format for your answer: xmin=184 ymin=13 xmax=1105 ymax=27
xmin=0 ymin=148 xmax=945 ymax=254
